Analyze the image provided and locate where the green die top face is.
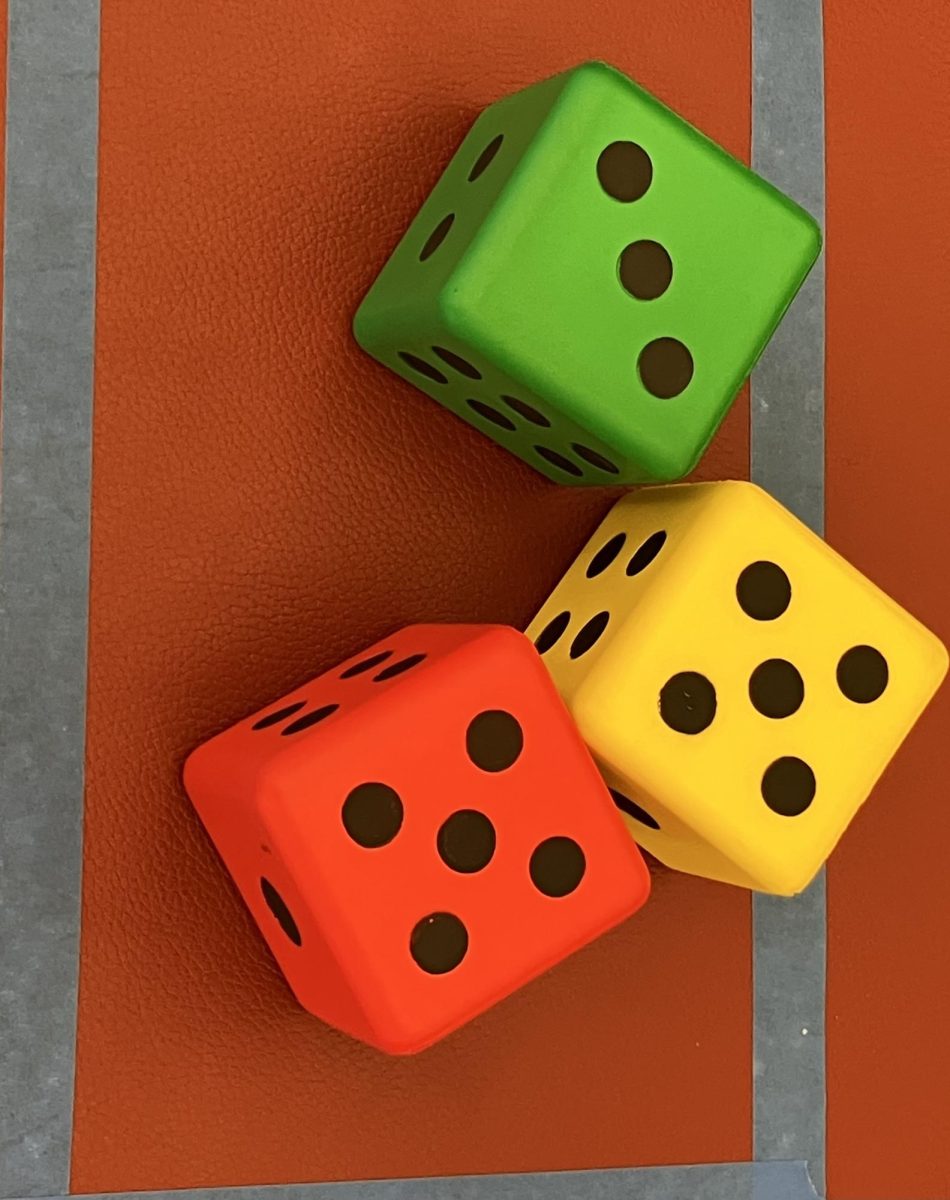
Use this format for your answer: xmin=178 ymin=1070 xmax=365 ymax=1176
xmin=354 ymin=62 xmax=821 ymax=486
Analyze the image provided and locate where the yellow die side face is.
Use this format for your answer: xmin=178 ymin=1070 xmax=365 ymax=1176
xmin=574 ymin=481 xmax=948 ymax=895
xmin=525 ymin=484 xmax=709 ymax=709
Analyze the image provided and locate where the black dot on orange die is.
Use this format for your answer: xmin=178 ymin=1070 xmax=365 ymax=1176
xmin=398 ymin=352 xmax=448 ymax=385
xmin=468 ymin=133 xmax=504 ymax=181
xmin=761 ymin=757 xmax=816 ymax=816
xmin=736 ymin=561 xmax=792 ymax=620
xmin=410 ymin=912 xmax=468 ymax=974
xmin=260 ymin=878 xmax=301 ymax=946
xmin=572 ymin=444 xmax=620 ymax=474
xmin=627 ymin=530 xmax=667 ymax=576
xmin=837 ymin=645 xmax=889 ymax=703
xmin=530 ymin=837 xmax=586 ymax=897
xmin=534 ymin=610 xmax=571 ymax=654
xmin=466 ymin=709 xmax=524 ymax=772
xmin=467 ymin=398 xmax=517 ymax=431
xmin=535 ymin=446 xmax=584 ymax=477
xmin=342 ymin=782 xmax=404 ymax=848
xmin=749 ymin=659 xmax=805 ymax=719
xmin=252 ymin=701 xmax=306 ymax=730
xmin=638 ymin=337 xmax=694 ymax=399
xmin=373 ymin=653 xmax=426 ymax=682
xmin=570 ymin=611 xmax=610 ymax=658
xmin=340 ymin=650 xmax=392 ymax=679
xmin=597 ymin=141 xmax=653 ymax=202
xmin=502 ymin=395 xmax=550 ymax=426
xmin=660 ymin=671 xmax=717 ymax=734
xmin=587 ymin=532 xmax=627 ymax=578
xmin=432 ymin=346 xmax=482 ymax=379
xmin=609 ymin=788 xmax=661 ymax=831
xmin=419 ymin=213 xmax=454 ymax=261
xmin=281 ymin=704 xmax=339 ymax=736
xmin=437 ymin=810 xmax=496 ymax=874
xmin=619 ymin=240 xmax=673 ymax=300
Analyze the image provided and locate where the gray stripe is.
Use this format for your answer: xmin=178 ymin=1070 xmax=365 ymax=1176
xmin=5 ymin=1161 xmax=819 ymax=1200
xmin=0 ymin=1 xmax=100 ymax=1195
xmin=750 ymin=0 xmax=827 ymax=1195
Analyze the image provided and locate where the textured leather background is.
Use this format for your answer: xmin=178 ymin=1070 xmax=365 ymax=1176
xmin=73 ymin=1 xmax=751 ymax=1190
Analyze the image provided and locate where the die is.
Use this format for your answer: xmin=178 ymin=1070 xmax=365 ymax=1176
xmin=183 ymin=623 xmax=650 ymax=1053
xmin=526 ymin=482 xmax=948 ymax=895
xmin=353 ymin=61 xmax=820 ymax=487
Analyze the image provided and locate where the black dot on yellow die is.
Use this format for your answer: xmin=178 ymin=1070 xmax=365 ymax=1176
xmin=627 ymin=530 xmax=667 ymax=576
xmin=410 ymin=912 xmax=468 ymax=974
xmin=342 ymin=782 xmax=404 ymax=848
xmin=570 ymin=611 xmax=610 ymax=658
xmin=252 ymin=700 xmax=306 ymax=730
xmin=502 ymin=395 xmax=550 ymax=426
xmin=398 ymin=352 xmax=448 ymax=385
xmin=837 ymin=645 xmax=889 ymax=703
xmin=736 ymin=560 xmax=791 ymax=620
xmin=466 ymin=709 xmax=524 ymax=772
xmin=534 ymin=610 xmax=571 ymax=654
xmin=597 ymin=141 xmax=653 ymax=202
xmin=749 ymin=659 xmax=805 ymax=719
xmin=609 ymin=788 xmax=661 ymax=831
xmin=468 ymin=133 xmax=504 ymax=182
xmin=419 ymin=213 xmax=454 ymax=261
xmin=340 ymin=650 xmax=392 ymax=679
xmin=437 ymin=810 xmax=496 ymax=873
xmin=467 ymin=398 xmax=517 ymax=431
xmin=660 ymin=671 xmax=717 ymax=734
xmin=761 ymin=757 xmax=816 ymax=816
xmin=530 ymin=836 xmax=586 ymax=897
xmin=282 ymin=704 xmax=339 ymax=735
xmin=619 ymin=240 xmax=673 ymax=300
xmin=587 ymin=532 xmax=627 ymax=578
xmin=638 ymin=337 xmax=694 ymax=399
xmin=432 ymin=346 xmax=482 ymax=379
xmin=260 ymin=878 xmax=301 ymax=946
xmin=572 ymin=444 xmax=620 ymax=474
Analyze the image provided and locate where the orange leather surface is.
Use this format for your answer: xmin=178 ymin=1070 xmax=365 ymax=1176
xmin=825 ymin=1 xmax=950 ymax=1196
xmin=72 ymin=1 xmax=751 ymax=1189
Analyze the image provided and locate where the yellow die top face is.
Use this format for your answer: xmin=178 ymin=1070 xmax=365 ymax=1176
xmin=573 ymin=481 xmax=947 ymax=895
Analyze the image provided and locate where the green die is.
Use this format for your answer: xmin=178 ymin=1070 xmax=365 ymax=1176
xmin=353 ymin=61 xmax=821 ymax=486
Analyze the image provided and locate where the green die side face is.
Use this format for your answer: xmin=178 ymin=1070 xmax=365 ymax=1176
xmin=354 ymin=62 xmax=821 ymax=486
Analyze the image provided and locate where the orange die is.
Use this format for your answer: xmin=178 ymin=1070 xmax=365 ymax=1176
xmin=183 ymin=624 xmax=650 ymax=1054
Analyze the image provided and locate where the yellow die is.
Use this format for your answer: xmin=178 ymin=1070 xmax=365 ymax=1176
xmin=527 ymin=481 xmax=947 ymax=895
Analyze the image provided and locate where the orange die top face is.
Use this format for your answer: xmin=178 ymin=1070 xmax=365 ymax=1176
xmin=185 ymin=624 xmax=649 ymax=1054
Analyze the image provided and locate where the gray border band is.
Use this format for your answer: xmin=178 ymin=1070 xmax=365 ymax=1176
xmin=0 ymin=2 xmax=826 ymax=1199
xmin=0 ymin=1 xmax=100 ymax=1194
xmin=751 ymin=0 xmax=826 ymax=1195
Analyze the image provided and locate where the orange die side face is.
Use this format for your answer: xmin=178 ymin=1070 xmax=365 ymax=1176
xmin=184 ymin=623 xmax=650 ymax=1054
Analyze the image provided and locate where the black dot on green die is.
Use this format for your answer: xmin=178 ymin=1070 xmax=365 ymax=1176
xmin=410 ymin=912 xmax=468 ymax=974
xmin=398 ymin=352 xmax=448 ymax=384
xmin=597 ymin=141 xmax=653 ymax=202
xmin=572 ymin=444 xmax=620 ymax=474
xmin=468 ymin=133 xmax=504 ymax=181
xmin=761 ymin=757 xmax=816 ymax=816
xmin=837 ymin=645 xmax=889 ymax=703
xmin=736 ymin=561 xmax=791 ymax=620
xmin=437 ymin=810 xmax=496 ymax=874
xmin=432 ymin=346 xmax=482 ymax=379
xmin=529 ymin=837 xmax=586 ymax=897
xmin=419 ymin=213 xmax=454 ymax=261
xmin=342 ymin=782 xmax=404 ymax=848
xmin=749 ymin=659 xmax=805 ymax=718
xmin=660 ymin=671 xmax=717 ymax=734
xmin=619 ymin=240 xmax=673 ymax=300
xmin=535 ymin=446 xmax=584 ymax=477
xmin=466 ymin=710 xmax=524 ymax=772
xmin=638 ymin=338 xmax=694 ymax=398
xmin=502 ymin=395 xmax=550 ymax=426
xmin=260 ymin=878 xmax=302 ymax=946
xmin=467 ymin=398 xmax=516 ymax=431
